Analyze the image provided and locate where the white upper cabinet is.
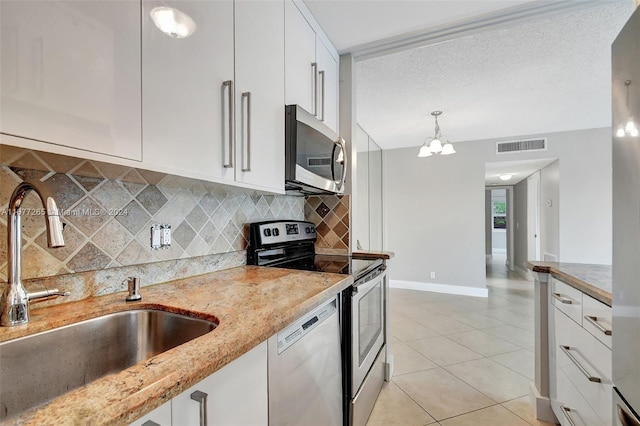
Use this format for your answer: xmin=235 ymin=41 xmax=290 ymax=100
xmin=284 ymin=0 xmax=339 ymax=133
xmin=315 ymin=38 xmax=339 ymax=133
xmin=233 ymin=0 xmax=285 ymax=191
xmin=142 ymin=0 xmax=234 ymax=181
xmin=284 ymin=0 xmax=316 ymax=114
xmin=142 ymin=0 xmax=284 ymax=193
xmin=0 ymin=0 xmax=142 ymax=161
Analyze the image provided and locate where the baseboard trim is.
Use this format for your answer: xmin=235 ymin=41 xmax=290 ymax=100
xmin=515 ymin=265 xmax=533 ymax=281
xmin=529 ymin=382 xmax=557 ymax=423
xmin=390 ymin=280 xmax=488 ymax=298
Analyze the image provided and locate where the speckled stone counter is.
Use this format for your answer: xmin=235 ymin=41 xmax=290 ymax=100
xmin=351 ymin=251 xmax=395 ymax=260
xmin=526 ymin=261 xmax=612 ymax=306
xmin=0 ymin=266 xmax=353 ymax=426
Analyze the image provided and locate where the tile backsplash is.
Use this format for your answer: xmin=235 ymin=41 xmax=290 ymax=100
xmin=304 ymin=195 xmax=350 ymax=254
xmin=0 ymin=145 xmax=304 ymax=282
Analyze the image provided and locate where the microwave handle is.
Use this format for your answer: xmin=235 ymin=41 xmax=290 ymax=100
xmin=333 ymin=137 xmax=347 ymax=191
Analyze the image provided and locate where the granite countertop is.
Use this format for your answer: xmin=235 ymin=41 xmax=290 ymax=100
xmin=351 ymin=251 xmax=395 ymax=260
xmin=0 ymin=266 xmax=353 ymax=426
xmin=525 ymin=261 xmax=612 ymax=306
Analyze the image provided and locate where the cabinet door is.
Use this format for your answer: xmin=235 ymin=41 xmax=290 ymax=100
xmin=171 ymin=341 xmax=268 ymax=426
xmin=142 ymin=0 xmax=234 ymax=181
xmin=284 ymin=0 xmax=316 ymax=114
xmin=0 ymin=0 xmax=141 ymax=160
xmin=234 ymin=0 xmax=285 ymax=192
xmin=315 ymin=38 xmax=339 ymax=133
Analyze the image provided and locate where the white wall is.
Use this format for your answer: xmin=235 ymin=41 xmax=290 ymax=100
xmin=540 ymin=160 xmax=560 ymax=260
xmin=384 ymin=127 xmax=612 ymax=293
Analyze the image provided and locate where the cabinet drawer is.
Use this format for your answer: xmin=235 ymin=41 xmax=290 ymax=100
xmin=551 ymin=278 xmax=583 ymax=325
xmin=554 ymin=306 xmax=612 ymax=425
xmin=582 ymin=295 xmax=612 ymax=349
xmin=552 ymin=362 xmax=603 ymax=426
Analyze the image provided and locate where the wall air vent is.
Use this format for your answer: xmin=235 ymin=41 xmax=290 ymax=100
xmin=496 ymin=138 xmax=547 ymax=154
xmin=307 ymin=157 xmax=331 ymax=167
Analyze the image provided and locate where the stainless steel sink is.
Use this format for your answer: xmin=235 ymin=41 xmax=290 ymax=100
xmin=0 ymin=309 xmax=217 ymax=419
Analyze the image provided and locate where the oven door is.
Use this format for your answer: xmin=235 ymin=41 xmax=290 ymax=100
xmin=351 ymin=268 xmax=386 ymax=395
xmin=285 ymin=104 xmax=347 ymax=195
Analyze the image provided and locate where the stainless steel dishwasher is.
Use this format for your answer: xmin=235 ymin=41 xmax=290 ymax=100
xmin=268 ymin=296 xmax=342 ymax=426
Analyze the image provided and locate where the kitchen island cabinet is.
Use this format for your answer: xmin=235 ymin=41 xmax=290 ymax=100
xmin=527 ymin=261 xmax=612 ymax=425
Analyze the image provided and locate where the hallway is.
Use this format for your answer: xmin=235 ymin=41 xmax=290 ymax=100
xmin=366 ymin=256 xmax=555 ymax=425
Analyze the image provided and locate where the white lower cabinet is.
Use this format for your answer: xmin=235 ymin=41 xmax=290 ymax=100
xmin=130 ymin=341 xmax=267 ymax=426
xmin=549 ymin=278 xmax=612 ymax=426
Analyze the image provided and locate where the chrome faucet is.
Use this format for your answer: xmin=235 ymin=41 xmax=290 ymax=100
xmin=0 ymin=181 xmax=67 ymax=326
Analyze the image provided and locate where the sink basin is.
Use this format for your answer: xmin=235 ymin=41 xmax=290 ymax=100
xmin=0 ymin=309 xmax=217 ymax=419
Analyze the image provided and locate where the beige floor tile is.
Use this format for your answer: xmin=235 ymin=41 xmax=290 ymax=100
xmin=447 ymin=329 xmax=521 ymax=356
xmin=407 ymin=336 xmax=484 ymax=366
xmin=391 ymin=315 xmax=440 ymax=342
xmin=490 ymin=349 xmax=535 ymax=380
xmin=414 ymin=316 xmax=475 ymax=335
xmin=502 ymin=395 xmax=558 ymax=426
xmin=393 ymin=368 xmax=494 ymax=420
xmin=485 ymin=325 xmax=535 ymax=348
xmin=444 ymin=358 xmax=531 ymax=403
xmin=455 ymin=311 xmax=509 ymax=329
xmin=391 ymin=341 xmax=438 ymax=375
xmin=439 ymin=404 xmax=531 ymax=426
xmin=366 ymin=381 xmax=437 ymax=426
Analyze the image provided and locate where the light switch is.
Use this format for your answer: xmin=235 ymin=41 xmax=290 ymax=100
xmin=150 ymin=225 xmax=162 ymax=250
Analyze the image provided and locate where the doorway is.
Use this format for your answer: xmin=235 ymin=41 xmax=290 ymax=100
xmin=485 ymin=187 xmax=514 ymax=274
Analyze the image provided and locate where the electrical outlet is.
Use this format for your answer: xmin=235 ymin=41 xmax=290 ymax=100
xmin=430 ymin=271 xmax=436 ymax=280
xmin=160 ymin=225 xmax=171 ymax=248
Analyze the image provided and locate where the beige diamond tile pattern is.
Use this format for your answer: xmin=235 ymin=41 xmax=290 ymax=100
xmin=305 ymin=195 xmax=350 ymax=253
xmin=0 ymin=148 xmax=305 ymax=279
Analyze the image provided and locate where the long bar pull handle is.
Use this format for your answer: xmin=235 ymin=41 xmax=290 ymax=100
xmin=241 ymin=92 xmax=251 ymax=172
xmin=584 ymin=315 xmax=612 ymax=336
xmin=311 ymin=62 xmax=318 ymax=116
xmin=319 ymin=70 xmax=325 ymax=122
xmin=552 ymin=293 xmax=573 ymax=304
xmin=560 ymin=406 xmax=578 ymax=426
xmin=223 ymin=80 xmax=234 ymax=168
xmin=190 ymin=390 xmax=208 ymax=426
xmin=559 ymin=345 xmax=601 ymax=383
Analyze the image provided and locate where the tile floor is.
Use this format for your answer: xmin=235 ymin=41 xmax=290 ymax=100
xmin=367 ymin=256 xmax=558 ymax=426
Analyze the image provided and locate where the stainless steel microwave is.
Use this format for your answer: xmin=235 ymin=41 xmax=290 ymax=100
xmin=285 ymin=105 xmax=347 ymax=195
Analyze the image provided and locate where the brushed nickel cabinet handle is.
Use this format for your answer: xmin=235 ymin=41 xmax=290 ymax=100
xmin=223 ymin=80 xmax=234 ymax=168
xmin=141 ymin=421 xmax=160 ymax=426
xmin=584 ymin=315 xmax=612 ymax=336
xmin=319 ymin=69 xmax=325 ymax=122
xmin=560 ymin=406 xmax=577 ymax=426
xmin=190 ymin=390 xmax=208 ymax=426
xmin=559 ymin=345 xmax=601 ymax=383
xmin=311 ymin=62 xmax=318 ymax=116
xmin=241 ymin=92 xmax=251 ymax=172
xmin=552 ymin=293 xmax=573 ymax=304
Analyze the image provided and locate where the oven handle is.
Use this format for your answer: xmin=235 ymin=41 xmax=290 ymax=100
xmin=352 ymin=267 xmax=386 ymax=295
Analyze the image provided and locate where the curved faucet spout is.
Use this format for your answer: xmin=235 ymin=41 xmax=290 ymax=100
xmin=1 ymin=181 xmax=66 ymax=326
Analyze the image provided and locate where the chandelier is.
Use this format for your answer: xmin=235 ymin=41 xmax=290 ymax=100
xmin=418 ymin=111 xmax=456 ymax=157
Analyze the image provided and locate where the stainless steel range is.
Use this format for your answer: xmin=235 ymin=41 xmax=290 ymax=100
xmin=247 ymin=220 xmax=386 ymax=426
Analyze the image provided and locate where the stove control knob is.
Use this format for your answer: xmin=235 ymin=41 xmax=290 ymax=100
xmin=272 ymin=228 xmax=280 ymax=236
xmin=305 ymin=227 xmax=310 ymax=233
xmin=263 ymin=228 xmax=271 ymax=237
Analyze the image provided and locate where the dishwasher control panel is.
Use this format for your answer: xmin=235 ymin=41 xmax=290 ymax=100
xmin=277 ymin=298 xmax=337 ymax=354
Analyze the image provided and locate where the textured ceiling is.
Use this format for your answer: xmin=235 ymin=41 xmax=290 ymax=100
xmin=304 ymin=0 xmax=529 ymax=52
xmin=353 ymin=2 xmax=633 ymax=151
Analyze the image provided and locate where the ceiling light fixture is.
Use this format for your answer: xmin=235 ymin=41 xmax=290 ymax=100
xmin=150 ymin=7 xmax=197 ymax=39
xmin=616 ymin=80 xmax=639 ymax=138
xmin=499 ymin=174 xmax=513 ymax=181
xmin=418 ymin=111 xmax=456 ymax=157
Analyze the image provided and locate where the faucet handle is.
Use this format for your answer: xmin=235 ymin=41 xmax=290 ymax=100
xmin=124 ymin=277 xmax=142 ymax=302
xmin=28 ymin=288 xmax=70 ymax=302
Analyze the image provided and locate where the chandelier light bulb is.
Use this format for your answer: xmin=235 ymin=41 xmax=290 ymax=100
xmin=625 ymin=118 xmax=636 ymax=133
xmin=429 ymin=138 xmax=443 ymax=153
xmin=441 ymin=142 xmax=456 ymax=155
xmin=631 ymin=127 xmax=639 ymax=138
xmin=418 ymin=144 xmax=432 ymax=157
xmin=616 ymin=126 xmax=626 ymax=138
